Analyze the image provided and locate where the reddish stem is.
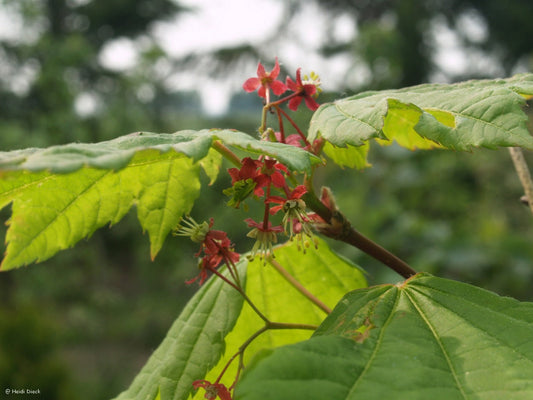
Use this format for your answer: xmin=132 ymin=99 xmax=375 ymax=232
xmin=276 ymin=106 xmax=311 ymax=147
xmin=269 ymin=90 xmax=303 ymax=108
xmin=275 ymin=107 xmax=286 ymax=143
xmin=262 ymin=184 xmax=272 ymax=230
xmin=302 ymin=186 xmax=417 ymax=279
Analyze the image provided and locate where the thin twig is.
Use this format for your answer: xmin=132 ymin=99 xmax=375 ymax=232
xmin=303 ymin=187 xmax=417 ymax=279
xmin=339 ymin=225 xmax=417 ymax=278
xmin=509 ymin=147 xmax=533 ymax=215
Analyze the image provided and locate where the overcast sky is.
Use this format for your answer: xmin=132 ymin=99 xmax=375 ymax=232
xmin=146 ymin=0 xmax=356 ymax=114
xmin=0 ymin=0 xmax=507 ymax=116
xmin=98 ymin=0 xmax=498 ymax=115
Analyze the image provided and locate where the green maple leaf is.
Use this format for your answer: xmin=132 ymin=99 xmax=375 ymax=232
xmin=0 ymin=130 xmax=320 ymax=270
xmin=236 ymin=273 xmax=533 ymax=400
xmin=310 ymin=73 xmax=533 ymax=168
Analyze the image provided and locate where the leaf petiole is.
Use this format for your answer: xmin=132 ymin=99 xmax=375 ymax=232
xmin=267 ymin=257 xmax=332 ymax=314
xmin=212 ymin=140 xmax=242 ymax=167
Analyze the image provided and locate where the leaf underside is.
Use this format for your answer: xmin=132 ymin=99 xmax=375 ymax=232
xmin=115 ymin=238 xmax=366 ymax=400
xmin=309 ymin=73 xmax=533 ymax=168
xmin=113 ymin=262 xmax=247 ymax=400
xmin=0 ymin=130 xmax=320 ymax=270
xmin=236 ymin=273 xmax=533 ymax=400
xmin=190 ymin=237 xmax=367 ymax=399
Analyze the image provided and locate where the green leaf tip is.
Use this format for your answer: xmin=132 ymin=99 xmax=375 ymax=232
xmin=309 ymin=73 xmax=533 ymax=168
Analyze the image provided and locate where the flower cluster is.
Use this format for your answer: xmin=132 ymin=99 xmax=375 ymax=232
xmin=178 ymin=59 xmax=325 ymax=397
xmin=243 ymin=58 xmax=321 ymax=112
xmin=174 ymin=217 xmax=239 ymax=285
xmin=227 ymin=157 xmax=287 ymax=197
xmin=225 ymin=156 xmax=315 ymax=260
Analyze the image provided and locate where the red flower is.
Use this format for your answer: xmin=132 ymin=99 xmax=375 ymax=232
xmin=245 ymin=218 xmax=284 ymax=260
xmin=266 ymin=185 xmax=313 ymax=242
xmin=228 ymin=157 xmax=262 ymax=184
xmin=175 ymin=217 xmax=240 ymax=285
xmin=228 ymin=157 xmax=288 ymax=198
xmin=193 ymin=380 xmax=232 ymax=400
xmin=228 ymin=157 xmax=263 ymax=197
xmin=286 ymin=68 xmax=320 ymax=111
xmin=256 ymin=159 xmax=287 ymax=193
xmin=268 ymin=185 xmax=307 ymax=215
xmin=243 ymin=58 xmax=287 ymax=100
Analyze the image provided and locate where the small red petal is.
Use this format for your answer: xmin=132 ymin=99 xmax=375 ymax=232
xmin=269 ymin=204 xmax=284 ymax=215
xmin=239 ymin=158 xmax=260 ymax=180
xmin=226 ymin=250 xmax=240 ymax=264
xmin=186 ymin=268 xmax=208 ymax=286
xmin=213 ymin=383 xmax=232 ymax=400
xmin=274 ymin=163 xmax=288 ymax=173
xmin=294 ymin=68 xmax=303 ymax=84
xmin=243 ymin=77 xmax=260 ymax=92
xmin=304 ymin=96 xmax=320 ymax=111
xmin=267 ymin=195 xmax=286 ymax=204
xmin=288 ymin=96 xmax=302 ymax=111
xmin=285 ymin=76 xmax=298 ymax=92
xmin=185 ymin=276 xmax=198 ymax=285
xmin=270 ymin=224 xmax=285 ymax=233
xmin=285 ymin=134 xmax=304 ymax=147
xmin=245 ymin=218 xmax=262 ymax=228
xmin=263 ymin=159 xmax=276 ymax=169
xmin=271 ymin=57 xmax=281 ymax=79
xmin=271 ymin=171 xmax=286 ymax=188
xmin=291 ymin=185 xmax=307 ymax=199
xmin=254 ymin=174 xmax=270 ymax=189
xmin=257 ymin=85 xmax=267 ymax=98
xmin=227 ymin=168 xmax=241 ymax=184
xmin=306 ymin=212 xmax=326 ymax=224
xmin=304 ymin=84 xmax=317 ymax=97
xmin=270 ymin=80 xmax=287 ymax=95
xmin=257 ymin=62 xmax=266 ymax=78
xmin=207 ymin=230 xmax=228 ymax=241
xmin=253 ymin=186 xmax=265 ymax=197
xmin=192 ymin=380 xmax=209 ymax=389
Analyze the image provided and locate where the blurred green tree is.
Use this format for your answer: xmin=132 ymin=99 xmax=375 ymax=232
xmin=0 ymin=0 xmax=188 ymax=148
xmin=309 ymin=0 xmax=533 ymax=88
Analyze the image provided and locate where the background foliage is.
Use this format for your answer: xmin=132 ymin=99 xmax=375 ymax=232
xmin=0 ymin=0 xmax=532 ymax=399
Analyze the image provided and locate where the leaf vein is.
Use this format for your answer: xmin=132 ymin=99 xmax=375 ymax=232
xmin=404 ymin=290 xmax=468 ymax=400
xmin=345 ymin=287 xmax=400 ymax=398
